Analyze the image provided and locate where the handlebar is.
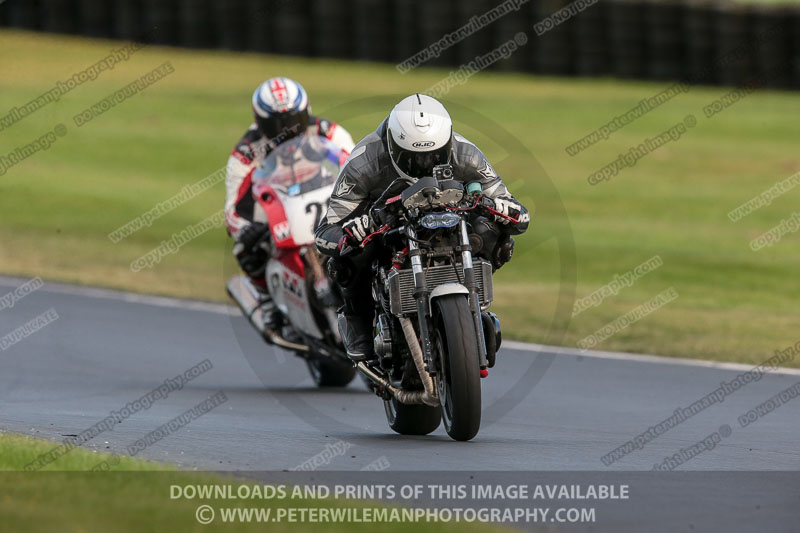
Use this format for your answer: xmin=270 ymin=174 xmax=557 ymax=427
xmin=340 ymin=178 xmax=517 ymax=255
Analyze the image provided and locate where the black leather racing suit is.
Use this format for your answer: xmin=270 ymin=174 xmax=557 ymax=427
xmin=314 ymin=117 xmax=530 ymax=320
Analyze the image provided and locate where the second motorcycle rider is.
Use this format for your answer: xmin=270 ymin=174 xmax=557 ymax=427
xmin=224 ymin=77 xmax=355 ymax=330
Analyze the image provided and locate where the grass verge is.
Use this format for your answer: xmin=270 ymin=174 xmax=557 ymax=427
xmin=0 ymin=433 xmax=508 ymax=533
xmin=1 ymin=30 xmax=799 ymax=366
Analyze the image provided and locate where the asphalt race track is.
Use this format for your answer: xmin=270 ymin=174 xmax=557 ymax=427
xmin=1 ymin=276 xmax=798 ymax=531
xmin=2 ymin=275 xmax=798 ymax=471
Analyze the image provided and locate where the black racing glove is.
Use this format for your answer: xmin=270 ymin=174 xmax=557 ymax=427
xmin=233 ymin=222 xmax=270 ymax=277
xmin=337 ymin=214 xmax=376 ymax=257
xmin=341 ymin=214 xmax=375 ymax=244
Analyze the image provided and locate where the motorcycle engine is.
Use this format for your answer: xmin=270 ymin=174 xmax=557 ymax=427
xmin=373 ymin=313 xmax=396 ymax=367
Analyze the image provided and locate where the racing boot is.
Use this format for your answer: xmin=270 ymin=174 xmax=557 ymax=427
xmin=337 ymin=310 xmax=373 ymax=362
xmin=251 ymin=281 xmax=280 ymax=334
xmin=258 ymin=295 xmax=280 ymax=332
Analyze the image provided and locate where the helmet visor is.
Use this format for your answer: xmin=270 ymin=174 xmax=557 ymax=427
xmin=255 ymin=109 xmax=310 ymax=142
xmin=388 ymin=132 xmax=452 ymax=179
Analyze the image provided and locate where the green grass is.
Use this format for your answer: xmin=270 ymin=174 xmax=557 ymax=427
xmin=0 ymin=432 xmax=169 ymax=472
xmin=0 ymin=433 xmax=508 ymax=533
xmin=1 ymin=29 xmax=799 ymax=367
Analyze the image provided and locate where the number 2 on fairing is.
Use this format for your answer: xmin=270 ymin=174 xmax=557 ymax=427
xmin=306 ymin=201 xmax=327 ymax=232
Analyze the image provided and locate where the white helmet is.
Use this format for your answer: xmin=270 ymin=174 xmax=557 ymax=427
xmin=387 ymin=94 xmax=453 ymax=180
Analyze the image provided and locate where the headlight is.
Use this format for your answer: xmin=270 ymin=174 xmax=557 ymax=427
xmin=419 ymin=212 xmax=461 ymax=230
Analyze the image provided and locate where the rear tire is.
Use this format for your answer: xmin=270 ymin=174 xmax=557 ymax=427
xmin=384 ymin=397 xmax=441 ymax=435
xmin=434 ymin=294 xmax=482 ymax=441
xmin=306 ymin=357 xmax=356 ymax=387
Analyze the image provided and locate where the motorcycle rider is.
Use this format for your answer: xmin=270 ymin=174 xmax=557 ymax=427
xmin=225 ymin=77 xmax=355 ymax=328
xmin=315 ymin=94 xmax=529 ymax=361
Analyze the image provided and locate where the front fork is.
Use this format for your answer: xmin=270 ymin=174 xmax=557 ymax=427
xmin=407 ymin=226 xmax=436 ymax=376
xmin=407 ymin=223 xmax=490 ymax=377
xmin=459 ymin=220 xmax=489 ymax=370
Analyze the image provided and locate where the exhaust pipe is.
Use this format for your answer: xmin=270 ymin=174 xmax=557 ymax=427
xmin=226 ymin=276 xmax=309 ymax=353
xmin=356 ymin=363 xmax=439 ymax=407
xmin=399 ymin=317 xmax=438 ymax=405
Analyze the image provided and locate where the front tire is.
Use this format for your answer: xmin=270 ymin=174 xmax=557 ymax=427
xmin=434 ymin=294 xmax=482 ymax=441
xmin=306 ymin=357 xmax=356 ymax=387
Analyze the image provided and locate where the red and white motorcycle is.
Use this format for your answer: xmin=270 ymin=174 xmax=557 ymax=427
xmin=227 ymin=135 xmax=356 ymax=387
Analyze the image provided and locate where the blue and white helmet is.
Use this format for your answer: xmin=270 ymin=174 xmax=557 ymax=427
xmin=251 ymin=77 xmax=310 ymax=141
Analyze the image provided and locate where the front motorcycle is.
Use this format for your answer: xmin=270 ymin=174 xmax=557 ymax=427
xmin=227 ymin=135 xmax=356 ymax=387
xmin=342 ymin=165 xmax=507 ymax=441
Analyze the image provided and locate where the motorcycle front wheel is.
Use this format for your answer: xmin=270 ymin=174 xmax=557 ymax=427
xmin=434 ymin=294 xmax=482 ymax=441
